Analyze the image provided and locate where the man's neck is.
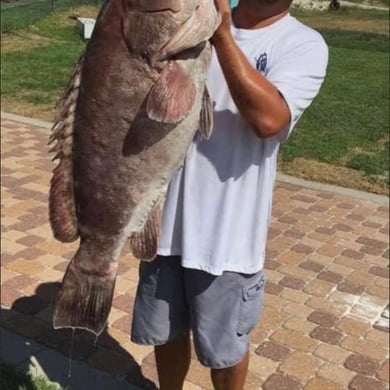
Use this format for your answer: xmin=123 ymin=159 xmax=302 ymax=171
xmin=232 ymin=2 xmax=290 ymax=30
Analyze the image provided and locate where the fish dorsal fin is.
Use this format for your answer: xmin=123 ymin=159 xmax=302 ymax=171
xmin=129 ymin=200 xmax=163 ymax=261
xmin=199 ymin=87 xmax=213 ymax=140
xmin=48 ymin=53 xmax=84 ymax=243
xmin=146 ymin=61 xmax=196 ymax=124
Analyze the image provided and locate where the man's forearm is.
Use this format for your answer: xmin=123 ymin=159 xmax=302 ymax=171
xmin=212 ymin=31 xmax=291 ymax=138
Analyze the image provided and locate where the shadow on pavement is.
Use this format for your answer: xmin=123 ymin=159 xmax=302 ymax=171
xmin=0 ymin=282 xmax=157 ymax=390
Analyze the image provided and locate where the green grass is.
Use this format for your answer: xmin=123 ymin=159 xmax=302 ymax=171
xmin=280 ymin=11 xmax=389 ymax=186
xmin=0 ymin=361 xmax=62 ymax=390
xmin=1 ymin=6 xmax=88 ymax=109
xmin=1 ymin=41 xmax=85 ymax=106
xmin=320 ymin=29 xmax=389 ymax=51
xmin=0 ymin=0 xmax=102 ymax=33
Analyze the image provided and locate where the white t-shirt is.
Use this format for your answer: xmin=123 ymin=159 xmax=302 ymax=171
xmin=157 ymin=13 xmax=328 ymax=275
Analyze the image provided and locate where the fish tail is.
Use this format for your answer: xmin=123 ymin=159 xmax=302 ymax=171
xmin=53 ymin=251 xmax=118 ymax=336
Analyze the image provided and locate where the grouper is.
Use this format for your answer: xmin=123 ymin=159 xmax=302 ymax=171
xmin=48 ymin=0 xmax=221 ymax=336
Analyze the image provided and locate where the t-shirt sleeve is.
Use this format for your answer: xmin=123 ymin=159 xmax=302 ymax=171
xmin=266 ymin=34 xmax=329 ymax=142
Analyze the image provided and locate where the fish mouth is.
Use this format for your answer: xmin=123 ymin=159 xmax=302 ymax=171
xmin=157 ymin=1 xmax=220 ymax=61
xmin=130 ymin=0 xmax=182 ymax=14
xmin=139 ymin=7 xmax=180 ymax=14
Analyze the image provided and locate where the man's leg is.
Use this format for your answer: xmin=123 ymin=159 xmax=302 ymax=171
xmin=211 ymin=350 xmax=249 ymax=390
xmin=184 ymin=269 xmax=265 ymax=390
xmin=155 ymin=334 xmax=191 ymax=390
xmin=131 ymin=256 xmax=191 ymax=389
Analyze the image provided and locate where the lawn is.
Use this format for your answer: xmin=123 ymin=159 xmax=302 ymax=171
xmin=280 ymin=7 xmax=389 ymax=194
xmin=0 ymin=4 xmax=389 ymax=194
xmin=0 ymin=361 xmax=62 ymax=390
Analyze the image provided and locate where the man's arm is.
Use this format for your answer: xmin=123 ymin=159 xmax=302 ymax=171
xmin=211 ymin=0 xmax=291 ymax=138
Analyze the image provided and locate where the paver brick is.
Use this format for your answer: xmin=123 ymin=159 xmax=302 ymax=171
xmin=111 ymin=314 xmax=132 ymax=333
xmin=299 ymin=260 xmax=324 ymax=273
xmin=304 ymin=279 xmax=335 ymax=297
xmin=310 ymin=327 xmax=343 ymax=345
xmin=314 ymin=343 xmax=349 ymax=364
xmin=346 ymin=213 xmax=365 ymax=221
xmin=317 ymin=243 xmax=344 ymax=258
xmin=278 ymin=251 xmax=306 ymax=266
xmin=264 ymin=258 xmax=280 ymax=270
xmin=341 ymin=249 xmax=365 ymax=260
xmin=336 ymin=317 xmax=370 ymax=337
xmin=1 ymin=275 xmax=37 ymax=291
xmin=265 ymin=281 xmax=284 ymax=295
xmin=280 ymin=289 xmax=310 ymax=304
xmin=374 ymin=276 xmax=389 ymax=288
xmin=304 ymin=377 xmax=342 ymax=390
xmin=365 ymin=329 xmax=389 ymax=347
xmin=258 ymin=306 xmax=285 ymax=331
xmin=278 ymin=351 xmax=321 ymax=383
xmin=360 ymin=245 xmax=385 ymax=256
xmin=317 ymin=363 xmax=355 ymax=387
xmin=344 ymin=354 xmax=380 ymax=376
xmin=337 ymin=282 xmax=365 ymax=295
xmin=255 ymin=341 xmax=291 ymax=362
xmin=278 ymin=264 xmax=314 ymax=280
xmin=327 ymin=262 xmax=354 ymax=276
xmin=306 ymin=253 xmax=334 ymax=266
xmin=249 ymin=322 xmax=269 ymax=344
xmin=376 ymin=360 xmax=389 ymax=383
xmin=366 ymin=284 xmax=389 ymax=299
xmin=306 ymin=296 xmax=349 ymax=317
xmin=356 ymin=237 xmax=388 ymax=249
xmin=346 ymin=269 xmax=375 ymax=287
xmin=112 ymin=293 xmax=133 ymax=313
xmin=307 ymin=311 xmax=338 ymax=328
xmin=285 ymin=228 xmax=306 ymax=239
xmin=317 ymin=271 xmax=343 ymax=284
xmin=263 ymin=373 xmax=302 ymax=390
xmin=332 ymin=223 xmax=353 ymax=232
xmin=282 ymin=294 xmax=312 ymax=312
xmin=0 ymin=267 xmax=21 ymax=284
xmin=280 ymin=276 xmax=306 ymax=290
xmin=291 ymin=243 xmax=315 ymax=254
xmin=6 ymin=259 xmax=45 ymax=275
xmin=271 ymin=329 xmax=318 ymax=353
xmin=369 ymin=266 xmax=389 ymax=279
xmin=348 ymin=375 xmax=387 ymax=390
xmin=263 ymin=293 xmax=289 ymax=311
xmin=315 ymin=226 xmax=337 ymax=235
xmin=341 ymin=336 xmax=388 ymax=361
xmin=0 ymin=287 xmax=23 ymax=307
xmin=283 ymin=317 xmax=316 ymax=334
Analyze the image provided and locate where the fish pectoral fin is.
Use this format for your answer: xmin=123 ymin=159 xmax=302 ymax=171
xmin=129 ymin=201 xmax=163 ymax=261
xmin=199 ymin=87 xmax=213 ymax=140
xmin=146 ymin=61 xmax=196 ymax=124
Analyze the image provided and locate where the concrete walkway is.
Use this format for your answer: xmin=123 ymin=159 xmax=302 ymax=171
xmin=1 ymin=114 xmax=389 ymax=390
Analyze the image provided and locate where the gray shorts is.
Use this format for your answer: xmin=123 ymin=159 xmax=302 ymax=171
xmin=131 ymin=256 xmax=265 ymax=369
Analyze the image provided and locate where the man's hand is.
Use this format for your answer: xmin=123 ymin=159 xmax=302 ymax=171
xmin=211 ymin=0 xmax=232 ymax=43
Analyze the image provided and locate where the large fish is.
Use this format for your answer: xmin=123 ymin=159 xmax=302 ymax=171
xmin=48 ymin=0 xmax=220 ymax=336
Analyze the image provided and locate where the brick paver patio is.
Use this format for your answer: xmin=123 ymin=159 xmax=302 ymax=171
xmin=1 ymin=116 xmax=389 ymax=390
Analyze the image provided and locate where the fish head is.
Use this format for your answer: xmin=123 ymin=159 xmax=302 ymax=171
xmin=122 ymin=0 xmax=221 ymax=61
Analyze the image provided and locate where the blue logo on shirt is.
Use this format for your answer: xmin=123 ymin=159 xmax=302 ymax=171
xmin=255 ymin=53 xmax=267 ymax=74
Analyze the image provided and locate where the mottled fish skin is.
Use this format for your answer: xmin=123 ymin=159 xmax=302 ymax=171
xmin=49 ymin=0 xmax=220 ymax=336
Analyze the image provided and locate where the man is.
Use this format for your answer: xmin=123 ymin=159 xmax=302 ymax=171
xmin=131 ymin=0 xmax=328 ymax=389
